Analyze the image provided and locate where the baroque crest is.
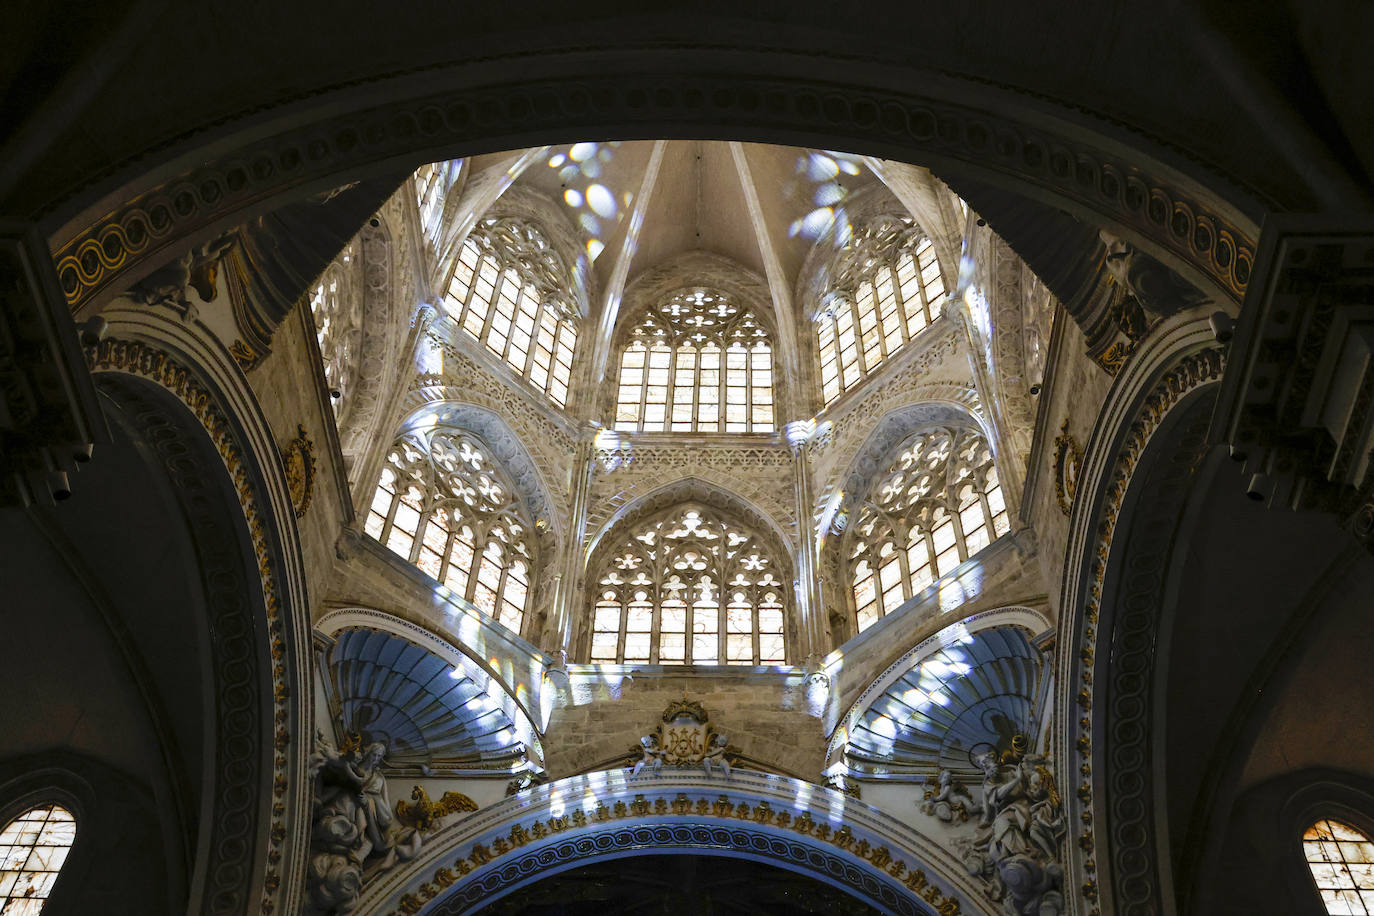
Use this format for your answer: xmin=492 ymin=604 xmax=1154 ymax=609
xmin=284 ymin=423 xmax=316 ymax=519
xmin=1052 ymin=420 xmax=1083 ymax=517
xmin=628 ymin=698 xmax=737 ymax=776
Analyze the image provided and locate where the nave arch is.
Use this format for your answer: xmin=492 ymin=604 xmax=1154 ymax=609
xmin=357 ymin=770 xmax=993 ymax=916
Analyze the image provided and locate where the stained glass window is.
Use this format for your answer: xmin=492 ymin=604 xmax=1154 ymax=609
xmin=614 ymin=288 xmax=774 ymax=433
xmin=442 ymin=219 xmax=578 ymax=408
xmin=848 ymin=426 xmax=1009 ymax=632
xmin=1305 ymin=819 xmax=1374 ymax=914
xmin=588 ymin=506 xmax=787 ymax=665
xmin=365 ymin=431 xmax=535 ymax=633
xmin=816 ymin=219 xmax=945 ymax=405
xmin=309 ymin=242 xmax=360 ymax=419
xmin=0 ymin=805 xmax=76 ymax=914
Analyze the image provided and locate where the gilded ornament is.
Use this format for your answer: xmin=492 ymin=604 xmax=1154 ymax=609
xmin=282 ymin=423 xmax=316 ymax=519
xmin=1053 ymin=420 xmax=1084 ymax=517
xmin=395 ymin=786 xmax=478 ymax=833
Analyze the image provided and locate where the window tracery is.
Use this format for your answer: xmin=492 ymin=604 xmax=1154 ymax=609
xmin=309 ymin=243 xmax=360 ymax=418
xmin=614 ymin=288 xmax=774 ymax=433
xmin=847 ymin=426 xmax=1009 ymax=632
xmin=1305 ymin=819 xmax=1374 ymax=913
xmin=415 ymin=160 xmax=461 ymax=242
xmin=0 ymin=804 xmax=76 ymax=913
xmin=816 ymin=218 xmax=946 ymax=404
xmin=364 ymin=430 xmax=534 ymax=633
xmin=588 ymin=505 xmax=787 ymax=665
xmin=442 ymin=218 xmax=578 ymax=408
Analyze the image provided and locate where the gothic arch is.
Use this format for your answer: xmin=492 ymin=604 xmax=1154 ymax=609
xmin=829 ymin=402 xmax=992 ymax=534
xmin=604 ymin=251 xmax=786 ymax=426
xmin=585 ymin=476 xmax=795 ymax=574
xmin=334 ymin=211 xmax=408 ymax=479
xmin=578 ymin=477 xmax=800 ymax=663
xmin=394 ymin=400 xmax=561 ymax=538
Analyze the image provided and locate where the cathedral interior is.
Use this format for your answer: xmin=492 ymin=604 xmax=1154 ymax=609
xmin=3 ymin=3 xmax=1374 ymax=914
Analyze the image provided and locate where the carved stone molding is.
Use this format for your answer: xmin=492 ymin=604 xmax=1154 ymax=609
xmin=1062 ymin=345 xmax=1225 ymax=914
xmin=360 ymin=771 xmax=976 ymax=916
xmin=1212 ymin=219 xmax=1374 ymax=553
xmin=48 ymin=69 xmax=1257 ymax=321
xmin=0 ymin=227 xmax=107 ymax=507
xmin=87 ymin=337 xmax=297 ymax=914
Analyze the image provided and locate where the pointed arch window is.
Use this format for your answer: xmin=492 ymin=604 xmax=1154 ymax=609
xmin=615 ymin=288 xmax=774 ymax=433
xmin=442 ymin=218 xmax=579 ymax=408
xmin=1304 ymin=819 xmax=1374 ymax=913
xmin=414 ymin=159 xmax=461 ymax=242
xmin=847 ymin=426 xmax=1009 ymax=632
xmin=0 ymin=804 xmax=76 ymax=912
xmin=364 ymin=430 xmax=535 ymax=633
xmin=816 ymin=220 xmax=945 ymax=405
xmin=588 ymin=505 xmax=787 ymax=665
xmin=309 ymin=242 xmax=360 ymax=418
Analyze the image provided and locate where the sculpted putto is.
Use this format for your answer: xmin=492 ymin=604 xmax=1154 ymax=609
xmin=305 ymin=733 xmax=422 ymax=914
xmin=953 ymin=745 xmax=1067 ymax=916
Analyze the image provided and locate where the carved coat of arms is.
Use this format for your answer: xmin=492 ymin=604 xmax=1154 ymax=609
xmin=628 ymin=698 xmax=736 ymax=776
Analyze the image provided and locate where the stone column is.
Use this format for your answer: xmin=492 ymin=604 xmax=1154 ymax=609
xmin=548 ymin=425 xmax=597 ymax=654
xmin=785 ymin=419 xmax=825 ymax=662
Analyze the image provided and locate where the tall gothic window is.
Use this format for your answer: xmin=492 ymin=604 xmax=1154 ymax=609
xmin=848 ymin=426 xmax=1009 ymax=632
xmin=309 ymin=242 xmax=360 ymax=418
xmin=415 ymin=160 xmax=461 ymax=241
xmin=1304 ymin=819 xmax=1374 ymax=913
xmin=614 ymin=288 xmax=775 ymax=433
xmin=816 ymin=219 xmax=946 ymax=404
xmin=588 ymin=505 xmax=787 ymax=665
xmin=0 ymin=804 xmax=76 ymax=912
xmin=365 ymin=430 xmax=534 ymax=633
xmin=442 ymin=218 xmax=578 ymax=408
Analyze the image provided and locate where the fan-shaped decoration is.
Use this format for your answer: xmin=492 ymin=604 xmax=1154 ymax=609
xmin=327 ymin=627 xmax=527 ymax=769
xmin=843 ymin=625 xmax=1042 ymax=779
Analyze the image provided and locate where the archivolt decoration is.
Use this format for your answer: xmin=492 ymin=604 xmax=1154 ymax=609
xmin=365 ymin=428 xmax=536 ymax=634
xmin=847 ymin=425 xmax=1009 ymax=631
xmin=586 ymin=502 xmax=788 ymax=665
xmin=87 ymin=335 xmax=299 ymax=915
xmin=368 ymin=772 xmax=971 ymax=916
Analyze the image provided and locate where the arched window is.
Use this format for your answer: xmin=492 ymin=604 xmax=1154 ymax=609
xmin=588 ymin=505 xmax=787 ymax=665
xmin=0 ymin=804 xmax=76 ymax=912
xmin=816 ymin=219 xmax=945 ymax=404
xmin=442 ymin=218 xmax=578 ymax=408
xmin=308 ymin=242 xmax=360 ymax=418
xmin=364 ymin=430 xmax=534 ymax=633
xmin=848 ymin=426 xmax=1009 ymax=632
xmin=1304 ymin=819 xmax=1374 ymax=913
xmin=415 ymin=159 xmax=461 ymax=242
xmin=614 ymin=288 xmax=774 ymax=433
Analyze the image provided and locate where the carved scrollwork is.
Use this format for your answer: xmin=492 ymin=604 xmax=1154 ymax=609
xmin=394 ymin=787 xmax=478 ymax=834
